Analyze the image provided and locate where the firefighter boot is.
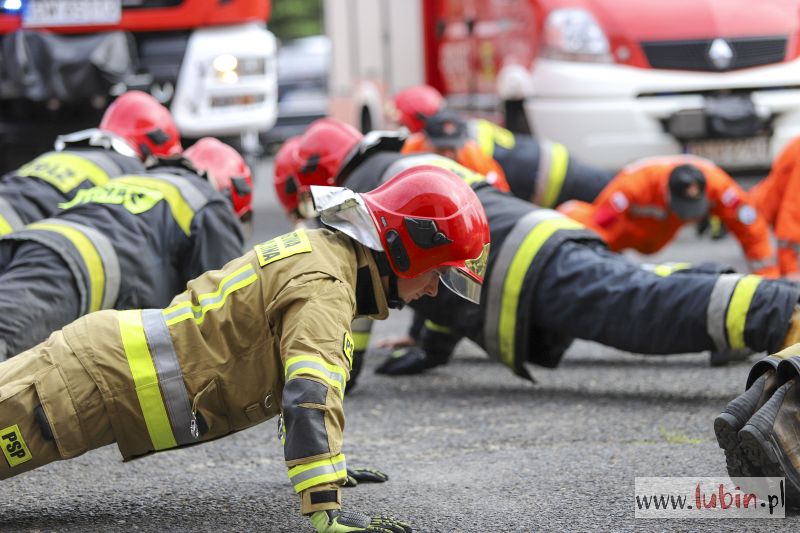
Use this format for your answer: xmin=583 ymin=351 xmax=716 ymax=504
xmin=714 ymin=353 xmax=790 ymax=477
xmin=738 ymin=377 xmax=800 ymax=508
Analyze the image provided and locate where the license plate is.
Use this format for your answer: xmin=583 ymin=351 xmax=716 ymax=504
xmin=684 ymin=136 xmax=771 ymax=170
xmin=23 ymin=0 xmax=121 ymax=27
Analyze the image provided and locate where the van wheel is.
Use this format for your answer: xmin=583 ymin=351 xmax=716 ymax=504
xmin=503 ymin=99 xmax=531 ymax=135
xmin=360 ymin=107 xmax=373 ymax=133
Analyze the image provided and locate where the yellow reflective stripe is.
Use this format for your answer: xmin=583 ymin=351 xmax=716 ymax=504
xmin=0 ymin=215 xmax=12 ymax=236
xmin=17 ymin=152 xmax=110 ymax=193
xmin=118 ymin=310 xmax=177 ymax=450
xmin=726 ymin=275 xmax=761 ymax=350
xmin=163 ymin=265 xmax=258 ymax=326
xmin=285 ymin=355 xmax=347 ymax=398
xmin=499 ymin=218 xmax=584 ymax=367
xmin=352 ymin=331 xmax=370 ymax=352
xmin=29 ymin=222 xmax=105 ymax=312
xmin=476 ymin=121 xmax=496 ymax=156
xmin=541 ymin=142 xmax=569 ymax=208
xmin=114 ymin=176 xmax=194 ymax=235
xmin=288 ymin=454 xmax=347 ymax=493
xmin=424 ymin=319 xmax=453 ymax=334
xmin=653 ymin=262 xmax=692 ymax=277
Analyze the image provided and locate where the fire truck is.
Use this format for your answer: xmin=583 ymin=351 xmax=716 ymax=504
xmin=0 ymin=0 xmax=277 ymax=165
xmin=325 ymin=0 xmax=800 ymax=171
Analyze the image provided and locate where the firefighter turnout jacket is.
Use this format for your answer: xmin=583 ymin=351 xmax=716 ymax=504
xmin=340 ymin=149 xmax=800 ymax=379
xmin=559 ymin=156 xmax=778 ymax=277
xmin=750 ymin=137 xmax=800 ymax=275
xmin=0 ymin=228 xmax=387 ymax=517
xmin=0 ymin=165 xmax=244 ymax=359
xmin=0 ymin=148 xmax=145 ymax=235
xmin=402 ymin=118 xmax=615 ymax=208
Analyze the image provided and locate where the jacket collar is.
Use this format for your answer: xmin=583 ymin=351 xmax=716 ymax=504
xmin=353 ymin=241 xmax=389 ymax=320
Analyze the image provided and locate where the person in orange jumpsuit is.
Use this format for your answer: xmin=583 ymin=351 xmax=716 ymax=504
xmin=750 ymin=137 xmax=800 ymax=277
xmin=558 ymin=156 xmax=778 ymax=277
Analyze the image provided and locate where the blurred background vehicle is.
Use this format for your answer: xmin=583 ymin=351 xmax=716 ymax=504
xmin=262 ymin=34 xmax=329 ymax=148
xmin=325 ymin=0 xmax=800 ymax=173
xmin=0 ymin=0 xmax=277 ymax=168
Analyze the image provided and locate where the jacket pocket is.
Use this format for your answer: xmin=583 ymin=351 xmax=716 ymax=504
xmin=34 ymin=365 xmax=87 ymax=459
xmin=191 ymin=377 xmax=230 ymax=441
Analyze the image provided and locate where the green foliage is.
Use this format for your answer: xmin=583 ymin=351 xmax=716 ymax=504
xmin=270 ymin=0 xmax=324 ymax=42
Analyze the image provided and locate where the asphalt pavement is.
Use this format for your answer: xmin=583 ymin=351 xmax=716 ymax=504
xmin=1 ymin=158 xmax=797 ymax=532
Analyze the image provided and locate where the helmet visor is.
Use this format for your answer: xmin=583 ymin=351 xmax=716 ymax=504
xmin=439 ymin=243 xmax=490 ymax=305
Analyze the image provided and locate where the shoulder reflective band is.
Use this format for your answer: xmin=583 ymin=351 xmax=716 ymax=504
xmin=285 ymin=355 xmax=347 ymax=399
xmin=70 ymin=150 xmax=125 ymax=180
xmin=473 ymin=119 xmax=516 ymax=156
xmin=706 ymin=274 xmax=762 ymax=351
xmin=533 ymin=140 xmax=569 ymax=208
xmin=0 ymin=197 xmax=23 ymax=235
xmin=163 ymin=264 xmax=258 ymax=326
xmin=288 ymin=453 xmax=347 ymax=493
xmin=484 ymin=210 xmax=584 ymax=369
xmin=17 ymin=152 xmax=110 ymax=193
xmin=384 ymin=154 xmax=485 ymax=187
xmin=113 ymin=175 xmax=208 ymax=236
xmin=28 ymin=218 xmax=120 ymax=312
xmin=118 ymin=310 xmax=177 ymax=450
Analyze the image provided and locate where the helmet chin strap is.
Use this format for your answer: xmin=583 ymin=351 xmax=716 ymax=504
xmin=372 ymin=251 xmax=405 ymax=310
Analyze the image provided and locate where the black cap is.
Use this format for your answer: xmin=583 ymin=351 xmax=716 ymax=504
xmin=668 ymin=164 xmax=708 ymax=220
xmin=422 ymin=110 xmax=468 ymax=149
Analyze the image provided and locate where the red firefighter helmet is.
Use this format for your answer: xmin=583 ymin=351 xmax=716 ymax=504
xmin=361 ymin=165 xmax=490 ymax=303
xmin=184 ymin=137 xmax=253 ymax=221
xmin=394 ymin=85 xmax=445 ymax=133
xmin=100 ymin=90 xmax=182 ymax=160
xmin=274 ymin=136 xmax=302 ymax=214
xmin=293 ymin=118 xmax=363 ymax=190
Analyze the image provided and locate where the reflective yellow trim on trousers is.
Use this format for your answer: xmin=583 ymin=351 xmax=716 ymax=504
xmin=29 ymin=222 xmax=105 ymax=312
xmin=424 ymin=320 xmax=453 ymax=334
xmin=114 ymin=176 xmax=195 ymax=235
xmin=17 ymin=152 xmax=110 ymax=193
xmin=726 ymin=275 xmax=761 ymax=350
xmin=499 ymin=218 xmax=584 ymax=367
xmin=163 ymin=265 xmax=258 ymax=326
xmin=0 ymin=215 xmax=12 ymax=236
xmin=352 ymin=331 xmax=370 ymax=352
xmin=541 ymin=143 xmax=569 ymax=208
xmin=118 ymin=310 xmax=177 ymax=450
xmin=285 ymin=355 xmax=347 ymax=398
xmin=288 ymin=453 xmax=347 ymax=493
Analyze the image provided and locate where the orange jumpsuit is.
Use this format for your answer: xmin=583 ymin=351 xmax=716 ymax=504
xmin=558 ymin=156 xmax=778 ymax=277
xmin=751 ymin=137 xmax=800 ymax=276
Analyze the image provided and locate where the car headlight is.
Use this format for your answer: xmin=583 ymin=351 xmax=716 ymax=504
xmin=542 ymin=8 xmax=612 ymax=63
xmin=212 ymin=54 xmax=268 ymax=83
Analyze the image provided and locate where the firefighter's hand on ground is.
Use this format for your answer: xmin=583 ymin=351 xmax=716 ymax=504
xmin=375 ymin=346 xmax=431 ymax=375
xmin=343 ymin=467 xmax=389 ymax=487
xmin=375 ymin=335 xmax=416 ymax=350
xmin=310 ymin=510 xmax=412 ymax=533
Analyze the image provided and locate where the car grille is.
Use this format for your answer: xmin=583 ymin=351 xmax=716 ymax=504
xmin=641 ymin=36 xmax=787 ymax=71
xmin=122 ymin=0 xmax=183 ymax=8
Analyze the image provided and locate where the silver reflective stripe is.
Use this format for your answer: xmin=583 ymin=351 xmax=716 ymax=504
xmin=748 ymin=258 xmax=776 ymax=271
xmin=483 ymin=209 xmax=562 ymax=361
xmin=706 ymin=274 xmax=742 ymax=351
xmin=44 ymin=218 xmax=121 ymax=310
xmin=532 ymin=139 xmax=553 ymax=205
xmin=285 ymin=359 xmax=346 ymax=391
xmin=162 ymin=267 xmax=256 ymax=323
xmin=289 ymin=458 xmax=348 ymax=487
xmin=629 ymin=204 xmax=668 ymax=219
xmin=777 ymin=240 xmax=800 ymax=255
xmin=141 ymin=309 xmax=197 ymax=446
xmin=149 ymin=173 xmax=210 ymax=212
xmin=0 ymin=196 xmax=23 ymax=232
xmin=70 ymin=150 xmax=123 ymax=178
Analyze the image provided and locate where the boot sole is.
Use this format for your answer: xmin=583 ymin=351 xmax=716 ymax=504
xmin=714 ymin=412 xmax=759 ymax=478
xmin=739 ymin=424 xmax=800 ymax=509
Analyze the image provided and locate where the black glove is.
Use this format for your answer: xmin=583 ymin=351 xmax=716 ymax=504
xmin=375 ymin=346 xmax=431 ymax=375
xmin=310 ymin=510 xmax=412 ymax=533
xmin=343 ymin=467 xmax=389 ymax=487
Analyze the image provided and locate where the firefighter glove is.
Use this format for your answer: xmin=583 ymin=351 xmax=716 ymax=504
xmin=310 ymin=510 xmax=412 ymax=533
xmin=375 ymin=346 xmax=431 ymax=375
xmin=343 ymin=467 xmax=389 ymax=487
